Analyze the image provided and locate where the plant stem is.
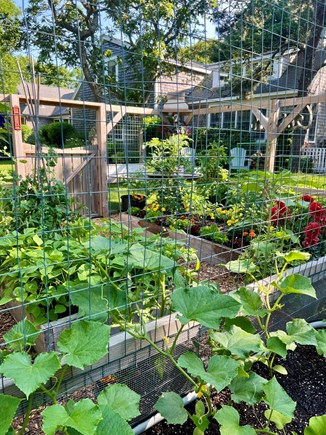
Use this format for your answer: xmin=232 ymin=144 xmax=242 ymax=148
xmin=18 ymin=394 xmax=34 ymax=435
xmin=54 ymin=365 xmax=68 ymax=397
xmin=255 ymin=429 xmax=278 ymax=434
xmin=169 ymin=324 xmax=185 ymax=355
xmin=39 ymin=384 xmax=57 ymax=404
xmin=141 ymin=333 xmax=198 ymax=389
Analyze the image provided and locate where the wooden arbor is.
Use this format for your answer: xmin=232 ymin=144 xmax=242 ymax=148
xmin=5 ymin=91 xmax=326 ymax=219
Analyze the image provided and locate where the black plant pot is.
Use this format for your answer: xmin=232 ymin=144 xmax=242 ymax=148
xmin=121 ymin=194 xmax=146 ymax=212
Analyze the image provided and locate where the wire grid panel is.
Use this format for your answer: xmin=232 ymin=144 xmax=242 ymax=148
xmin=1 ymin=0 xmax=326 ymax=430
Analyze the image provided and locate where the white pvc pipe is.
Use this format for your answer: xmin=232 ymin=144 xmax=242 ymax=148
xmin=133 ymin=321 xmax=326 ymax=434
xmin=132 ymin=390 xmax=197 ymax=434
xmin=309 ymin=320 xmax=326 ymax=329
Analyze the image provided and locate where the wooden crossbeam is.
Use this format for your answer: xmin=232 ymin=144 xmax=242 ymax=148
xmin=65 ymin=154 xmax=96 ymax=184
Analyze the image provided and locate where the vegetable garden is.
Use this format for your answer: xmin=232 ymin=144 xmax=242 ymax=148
xmin=1 ymin=0 xmax=326 ymax=434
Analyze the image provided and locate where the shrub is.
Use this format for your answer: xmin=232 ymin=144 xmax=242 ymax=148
xmin=40 ymin=122 xmax=77 ymax=147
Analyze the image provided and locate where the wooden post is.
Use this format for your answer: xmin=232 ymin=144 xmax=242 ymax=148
xmin=9 ymin=94 xmax=26 ymax=179
xmin=265 ymin=100 xmax=280 ymax=173
xmin=96 ymin=103 xmax=109 ymax=217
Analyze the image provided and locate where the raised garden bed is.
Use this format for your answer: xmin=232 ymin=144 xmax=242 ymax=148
xmin=118 ymin=212 xmax=242 ymax=264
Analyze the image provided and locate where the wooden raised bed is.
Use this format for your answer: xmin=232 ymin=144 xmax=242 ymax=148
xmin=118 ymin=212 xmax=242 ymax=264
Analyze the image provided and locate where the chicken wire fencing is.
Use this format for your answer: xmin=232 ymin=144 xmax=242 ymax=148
xmin=0 ymin=0 xmax=326 ymax=430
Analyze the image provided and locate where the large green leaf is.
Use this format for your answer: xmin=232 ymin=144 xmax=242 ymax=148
xmin=0 ymin=352 xmax=60 ymax=398
xmin=70 ymin=284 xmax=108 ymax=323
xmin=128 ymin=244 xmax=175 ymax=271
xmin=214 ymin=405 xmax=256 ymax=435
xmin=178 ymin=352 xmax=239 ymax=391
xmin=230 ymin=372 xmax=267 ymax=405
xmin=267 ymin=336 xmax=288 ymax=358
xmin=203 ymin=355 xmax=240 ymax=391
xmin=281 ymin=251 xmax=311 ymax=263
xmin=154 ymin=392 xmax=188 ymax=425
xmin=279 ymin=274 xmax=316 ymax=298
xmin=3 ymin=319 xmax=40 ymax=351
xmin=87 ymin=237 xmax=128 ymax=255
xmin=263 ymin=377 xmax=296 ymax=424
xmin=210 ymin=326 xmax=265 ymax=358
xmin=96 ymin=408 xmax=133 ymax=435
xmin=0 ymin=394 xmax=21 ymax=435
xmin=172 ymin=286 xmax=241 ymax=328
xmin=232 ymin=287 xmax=267 ymax=317
xmin=97 ymin=384 xmax=140 ymax=421
xmin=304 ymin=415 xmax=326 ymax=435
xmin=224 ymin=259 xmax=257 ymax=274
xmin=286 ymin=319 xmax=317 ymax=346
xmin=178 ymin=351 xmax=205 ymax=377
xmin=42 ymin=399 xmax=102 ymax=435
xmin=315 ymin=329 xmax=326 ymax=357
xmin=58 ymin=321 xmax=110 ymax=369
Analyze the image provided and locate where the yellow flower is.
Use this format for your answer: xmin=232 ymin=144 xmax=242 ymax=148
xmin=161 ymin=207 xmax=166 ymax=212
xmin=227 ymin=219 xmax=233 ymax=226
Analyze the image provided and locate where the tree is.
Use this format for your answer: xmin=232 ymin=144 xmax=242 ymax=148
xmin=212 ymin=0 xmax=314 ymax=96
xmin=107 ymin=0 xmax=208 ymax=102
xmin=213 ymin=0 xmax=326 ymax=171
xmin=23 ymin=0 xmax=209 ymax=102
xmin=179 ymin=39 xmax=219 ymax=64
xmin=24 ymin=0 xmax=116 ymax=102
xmin=34 ymin=62 xmax=81 ymax=88
xmin=0 ymin=0 xmax=26 ymax=94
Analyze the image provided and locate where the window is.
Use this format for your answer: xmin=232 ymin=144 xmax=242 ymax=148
xmin=107 ymin=57 xmax=119 ymax=83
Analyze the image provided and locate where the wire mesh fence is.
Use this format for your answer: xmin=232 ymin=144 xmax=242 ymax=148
xmin=1 ymin=0 xmax=326 ymax=433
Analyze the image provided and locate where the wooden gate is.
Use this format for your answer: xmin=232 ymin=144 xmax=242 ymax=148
xmin=9 ymin=94 xmax=108 ymax=217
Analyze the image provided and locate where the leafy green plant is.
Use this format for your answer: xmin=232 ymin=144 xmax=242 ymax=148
xmin=231 ymin=227 xmax=303 ymax=281
xmin=0 ymin=320 xmax=140 ymax=435
xmin=123 ymin=251 xmax=325 ymax=434
xmin=0 ymin=221 xmax=199 ymax=325
xmin=145 ymin=134 xmax=194 ymax=176
xmin=39 ymin=122 xmax=77 ymax=147
xmin=199 ymin=223 xmax=228 ymax=244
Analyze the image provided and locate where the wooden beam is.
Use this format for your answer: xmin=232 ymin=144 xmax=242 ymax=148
xmin=23 ymin=144 xmax=97 ymax=155
xmin=10 ymin=94 xmax=26 ymax=179
xmin=276 ymin=103 xmax=307 ymax=137
xmin=106 ymin=108 xmax=126 ymax=135
xmin=65 ymin=154 xmax=96 ymax=184
xmin=265 ymin=100 xmax=280 ymax=172
xmin=96 ymin=103 xmax=109 ymax=217
xmin=251 ymin=108 xmax=269 ymax=130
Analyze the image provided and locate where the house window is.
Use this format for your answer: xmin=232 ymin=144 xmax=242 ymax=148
xmin=107 ymin=57 xmax=119 ymax=83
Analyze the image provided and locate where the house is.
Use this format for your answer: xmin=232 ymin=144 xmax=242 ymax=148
xmin=72 ymin=37 xmax=210 ymax=162
xmin=17 ymin=83 xmax=75 ymax=129
xmin=185 ymin=43 xmax=326 ymax=154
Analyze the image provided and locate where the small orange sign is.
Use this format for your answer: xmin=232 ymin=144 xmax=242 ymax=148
xmin=12 ymin=106 xmax=21 ymax=130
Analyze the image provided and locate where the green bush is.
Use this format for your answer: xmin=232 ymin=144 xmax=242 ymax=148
xmin=40 ymin=122 xmax=77 ymax=147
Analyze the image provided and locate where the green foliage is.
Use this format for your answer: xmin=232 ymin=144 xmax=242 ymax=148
xmin=214 ymin=405 xmax=256 ymax=435
xmin=0 ymin=221 xmax=199 ymax=325
xmin=0 ymin=321 xmax=140 ymax=434
xmin=40 ymin=122 xmax=77 ymax=147
xmin=145 ymin=134 xmax=194 ymax=176
xmin=305 ymin=415 xmax=326 ymax=435
xmin=199 ymin=223 xmax=228 ymax=244
xmin=154 ymin=392 xmax=188 ymax=425
xmin=3 ymin=319 xmax=40 ymax=352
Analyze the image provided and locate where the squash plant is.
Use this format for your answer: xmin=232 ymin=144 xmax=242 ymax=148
xmin=123 ymin=251 xmax=326 ymax=434
xmin=0 ymin=320 xmax=140 ymax=435
xmin=0 ymin=219 xmax=199 ymax=326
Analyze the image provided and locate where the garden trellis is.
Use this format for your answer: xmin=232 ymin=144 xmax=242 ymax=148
xmin=1 ymin=0 xmax=326 ymax=433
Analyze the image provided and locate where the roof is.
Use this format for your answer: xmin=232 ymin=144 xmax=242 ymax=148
xmin=17 ymin=83 xmax=75 ymax=118
xmin=186 ymin=47 xmax=326 ymax=104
